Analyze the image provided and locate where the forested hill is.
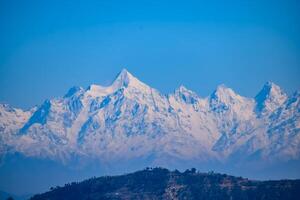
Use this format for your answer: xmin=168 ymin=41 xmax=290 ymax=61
xmin=31 ymin=168 xmax=300 ymax=200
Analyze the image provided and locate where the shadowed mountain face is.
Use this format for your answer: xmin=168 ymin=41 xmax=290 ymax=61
xmin=30 ymin=168 xmax=300 ymax=200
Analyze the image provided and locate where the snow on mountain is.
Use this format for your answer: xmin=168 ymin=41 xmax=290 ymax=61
xmin=0 ymin=103 xmax=33 ymax=156
xmin=0 ymin=69 xmax=299 ymax=166
xmin=0 ymin=104 xmax=32 ymax=133
xmin=265 ymin=91 xmax=300 ymax=159
xmin=255 ymin=81 xmax=288 ymax=116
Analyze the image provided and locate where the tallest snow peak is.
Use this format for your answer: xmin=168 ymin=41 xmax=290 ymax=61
xmin=111 ymin=68 xmax=149 ymax=91
xmin=84 ymin=69 xmax=146 ymax=97
xmin=109 ymin=68 xmax=134 ymax=89
xmin=112 ymin=68 xmax=136 ymax=88
xmin=85 ymin=68 xmax=152 ymax=97
xmin=114 ymin=68 xmax=133 ymax=87
xmin=119 ymin=68 xmax=131 ymax=78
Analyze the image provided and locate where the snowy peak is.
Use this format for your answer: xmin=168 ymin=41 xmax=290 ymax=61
xmin=112 ymin=68 xmax=133 ymax=88
xmin=214 ymin=84 xmax=236 ymax=95
xmin=0 ymin=103 xmax=32 ymax=134
xmin=210 ymin=84 xmax=243 ymax=104
xmin=174 ymin=85 xmax=199 ymax=104
xmin=208 ymin=84 xmax=253 ymax=114
xmin=255 ymin=81 xmax=287 ymax=115
xmin=256 ymin=81 xmax=285 ymax=100
xmin=176 ymin=85 xmax=193 ymax=94
xmin=64 ymin=86 xmax=84 ymax=98
xmin=1 ymin=69 xmax=299 ymax=166
xmin=111 ymin=69 xmax=148 ymax=90
xmin=84 ymin=69 xmax=151 ymax=99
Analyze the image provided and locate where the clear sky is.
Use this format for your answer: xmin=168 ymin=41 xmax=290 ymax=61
xmin=0 ymin=0 xmax=300 ymax=109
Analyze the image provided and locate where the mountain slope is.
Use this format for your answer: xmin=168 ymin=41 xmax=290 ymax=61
xmin=30 ymin=168 xmax=300 ymax=200
xmin=0 ymin=69 xmax=299 ymax=166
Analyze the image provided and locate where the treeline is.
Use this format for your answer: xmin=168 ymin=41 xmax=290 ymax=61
xmin=31 ymin=167 xmax=300 ymax=200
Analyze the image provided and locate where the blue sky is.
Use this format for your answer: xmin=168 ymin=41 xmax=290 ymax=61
xmin=0 ymin=0 xmax=300 ymax=109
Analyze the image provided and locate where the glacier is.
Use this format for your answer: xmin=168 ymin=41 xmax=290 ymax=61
xmin=0 ymin=69 xmax=300 ymax=168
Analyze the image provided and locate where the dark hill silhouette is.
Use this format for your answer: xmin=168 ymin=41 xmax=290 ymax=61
xmin=31 ymin=168 xmax=300 ymax=200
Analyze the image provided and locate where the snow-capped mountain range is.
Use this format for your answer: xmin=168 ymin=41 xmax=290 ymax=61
xmin=1 ymin=69 xmax=299 ymax=166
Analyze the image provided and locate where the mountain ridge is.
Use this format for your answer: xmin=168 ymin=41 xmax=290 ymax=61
xmin=0 ymin=69 xmax=299 ymax=168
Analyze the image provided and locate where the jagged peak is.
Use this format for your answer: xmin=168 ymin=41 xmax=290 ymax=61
xmin=255 ymin=81 xmax=286 ymax=99
xmin=111 ymin=68 xmax=149 ymax=91
xmin=85 ymin=69 xmax=135 ymax=93
xmin=255 ymin=81 xmax=287 ymax=114
xmin=173 ymin=85 xmax=199 ymax=104
xmin=256 ymin=81 xmax=287 ymax=99
xmin=208 ymin=84 xmax=249 ymax=111
xmin=119 ymin=68 xmax=131 ymax=77
xmin=211 ymin=84 xmax=239 ymax=100
xmin=175 ymin=85 xmax=194 ymax=94
xmin=83 ymin=69 xmax=151 ymax=98
xmin=64 ymin=86 xmax=84 ymax=98
xmin=215 ymin=84 xmax=235 ymax=93
xmin=114 ymin=68 xmax=132 ymax=84
xmin=112 ymin=68 xmax=136 ymax=87
xmin=175 ymin=85 xmax=198 ymax=97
